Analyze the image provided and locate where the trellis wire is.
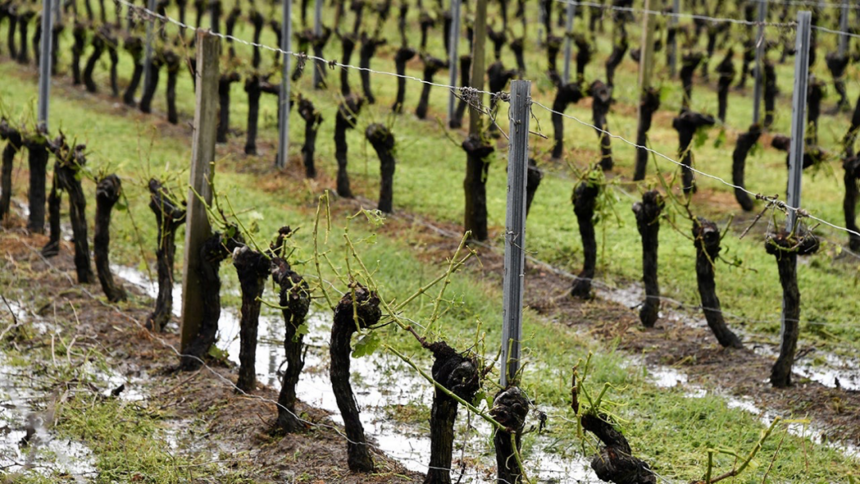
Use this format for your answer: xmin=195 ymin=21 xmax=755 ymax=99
xmin=5 ymin=229 xmax=565 ymax=484
xmin=548 ymin=0 xmax=798 ymax=27
xmin=112 ymin=0 xmax=502 ymax=98
xmin=529 ymin=100 xmax=860 ymax=239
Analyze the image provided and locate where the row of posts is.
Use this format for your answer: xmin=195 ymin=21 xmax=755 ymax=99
xmin=27 ymin=0 xmax=826 ymax=402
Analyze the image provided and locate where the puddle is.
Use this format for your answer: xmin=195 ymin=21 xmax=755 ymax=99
xmin=752 ymin=345 xmax=860 ymax=392
xmin=597 ymin=281 xmax=860 ymax=391
xmin=0 ymin=358 xmax=97 ymax=481
xmin=113 ymin=265 xmax=600 ymax=482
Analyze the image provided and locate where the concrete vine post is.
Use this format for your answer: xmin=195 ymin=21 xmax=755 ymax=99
xmin=180 ymin=30 xmax=220 ymax=353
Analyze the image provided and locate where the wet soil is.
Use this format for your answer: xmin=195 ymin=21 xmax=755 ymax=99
xmin=0 ymin=217 xmax=421 ymax=483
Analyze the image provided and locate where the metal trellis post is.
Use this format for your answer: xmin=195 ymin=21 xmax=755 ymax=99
xmin=312 ymin=0 xmax=322 ymax=88
xmin=500 ymin=80 xmax=531 ymax=388
xmin=37 ymin=0 xmax=54 ymax=131
xmin=277 ymin=0 xmax=292 ymax=168
xmin=752 ymin=0 xmax=767 ymax=125
xmin=786 ymin=11 xmax=811 ymax=232
xmin=447 ymin=0 xmax=461 ymax=126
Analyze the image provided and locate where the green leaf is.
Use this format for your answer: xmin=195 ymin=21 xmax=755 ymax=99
xmin=713 ymin=128 xmax=726 ymax=149
xmin=293 ymin=323 xmax=309 ymax=342
xmin=249 ymin=220 xmax=260 ymax=234
xmin=207 ymin=345 xmax=229 ymax=362
xmin=694 ymin=127 xmax=709 ymax=149
xmin=115 ymin=199 xmax=128 ymax=212
xmin=352 ymin=331 xmax=380 ymax=358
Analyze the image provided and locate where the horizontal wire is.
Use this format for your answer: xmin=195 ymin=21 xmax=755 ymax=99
xmin=549 ymin=0 xmax=798 ymax=28
xmin=113 ymin=0 xmax=505 ymax=99
xmin=529 ymin=100 xmax=860 ymax=239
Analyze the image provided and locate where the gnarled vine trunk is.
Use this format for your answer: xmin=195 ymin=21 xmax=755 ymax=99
xmin=146 ymin=179 xmax=186 ymax=332
xmin=415 ymin=55 xmax=447 ymax=120
xmin=24 ymin=132 xmax=49 ymax=234
xmin=590 ymin=80 xmax=613 ymax=171
xmin=123 ymin=36 xmax=145 ymax=107
xmin=272 ymin=240 xmax=311 ymax=432
xmin=571 ymin=177 xmax=600 ymax=298
xmin=0 ymin=120 xmax=22 ymax=222
xmin=366 ymin=123 xmax=396 ymax=213
xmin=633 ymin=190 xmax=663 ymax=328
xmin=334 ymin=94 xmax=364 ymax=198
xmin=462 ymin=135 xmax=494 ymax=242
xmin=392 ymin=46 xmax=416 ymax=113
xmin=672 ymin=111 xmax=715 ymax=195
xmin=715 ymin=49 xmax=735 ymax=123
xmin=766 ymin=230 xmax=819 ymax=388
xmin=94 ymin=175 xmax=126 ymax=302
xmin=491 ymin=387 xmax=529 ymax=484
xmin=296 ymin=96 xmax=322 ymax=178
xmin=633 ymin=87 xmax=660 ymax=181
xmin=693 ymin=218 xmax=742 ymax=349
xmin=330 ymin=285 xmax=381 ymax=472
xmin=217 ymin=72 xmax=240 ymax=143
xmin=233 ymin=246 xmax=271 ymax=393
xmin=244 ymin=75 xmax=262 ymax=155
xmin=732 ymin=124 xmax=761 ymax=212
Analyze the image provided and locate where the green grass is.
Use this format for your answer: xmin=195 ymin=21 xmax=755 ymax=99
xmin=1 ymin=2 xmax=859 ymax=482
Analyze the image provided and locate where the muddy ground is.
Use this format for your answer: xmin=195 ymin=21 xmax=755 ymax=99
xmin=0 ymin=214 xmax=421 ymax=483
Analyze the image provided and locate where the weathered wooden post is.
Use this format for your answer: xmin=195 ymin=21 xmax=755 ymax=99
xmin=633 ymin=0 xmax=656 ymax=181
xmin=180 ymin=30 xmax=220 ymax=353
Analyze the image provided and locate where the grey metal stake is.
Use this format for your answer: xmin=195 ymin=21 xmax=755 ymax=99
xmin=52 ymin=0 xmax=61 ymax=25
xmin=839 ymin=0 xmax=849 ymax=56
xmin=786 ymin=11 xmax=812 ymax=232
xmin=447 ymin=0 xmax=461 ymax=125
xmin=752 ymin=0 xmax=767 ymax=125
xmin=500 ymin=80 xmax=531 ymax=388
xmin=668 ymin=0 xmax=679 ymax=78
xmin=277 ymin=0 xmax=292 ymax=168
xmin=562 ymin=0 xmax=575 ymax=83
xmin=37 ymin=0 xmax=54 ymax=131
xmin=312 ymin=0 xmax=322 ymax=88
xmin=143 ymin=0 xmax=157 ymax=99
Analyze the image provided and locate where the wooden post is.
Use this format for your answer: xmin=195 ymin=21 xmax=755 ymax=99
xmin=562 ymin=0 xmax=575 ymax=83
xmin=633 ymin=0 xmax=655 ymax=179
xmin=181 ymin=30 xmax=220 ymax=352
xmin=668 ymin=0 xmax=679 ymax=78
xmin=143 ymin=0 xmax=157 ymax=98
xmin=463 ymin=0 xmax=489 ymax=241
xmin=500 ymin=80 xmax=531 ymax=388
xmin=469 ymin=0 xmax=488 ymax=135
